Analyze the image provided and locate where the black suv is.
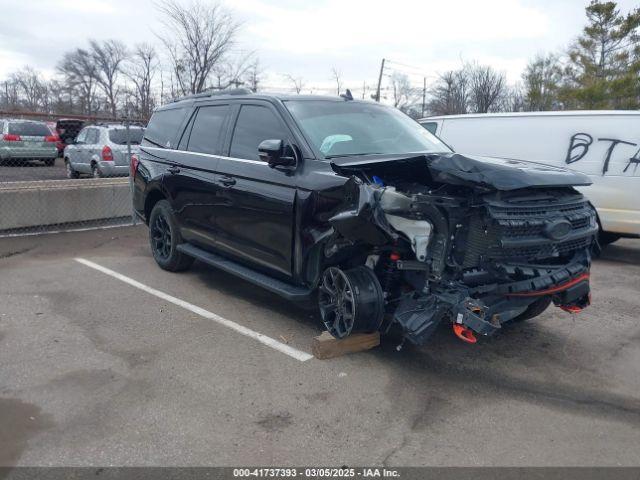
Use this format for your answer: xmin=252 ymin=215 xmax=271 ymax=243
xmin=132 ymin=89 xmax=597 ymax=346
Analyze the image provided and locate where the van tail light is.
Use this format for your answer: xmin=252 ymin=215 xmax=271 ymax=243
xmin=44 ymin=135 xmax=60 ymax=143
xmin=101 ymin=145 xmax=114 ymax=161
xmin=130 ymin=153 xmax=140 ymax=177
xmin=3 ymin=134 xmax=21 ymax=142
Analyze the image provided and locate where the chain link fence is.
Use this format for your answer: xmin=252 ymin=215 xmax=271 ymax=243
xmin=0 ymin=111 xmax=146 ymax=236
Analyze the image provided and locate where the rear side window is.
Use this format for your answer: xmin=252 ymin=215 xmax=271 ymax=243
xmin=143 ymin=108 xmax=187 ymax=148
xmin=187 ymin=105 xmax=229 ymax=155
xmin=421 ymin=122 xmax=438 ymax=135
xmin=8 ymin=122 xmax=51 ymax=137
xmin=230 ymin=105 xmax=288 ymax=161
xmin=109 ymin=128 xmax=145 ymax=145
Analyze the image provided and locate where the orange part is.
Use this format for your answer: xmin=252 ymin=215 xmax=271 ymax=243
xmin=560 ymin=305 xmax=583 ymax=313
xmin=506 ymin=273 xmax=590 ymax=297
xmin=453 ymin=324 xmax=477 ymax=344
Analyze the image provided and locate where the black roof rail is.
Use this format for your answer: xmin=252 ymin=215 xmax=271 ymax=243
xmin=170 ymin=87 xmax=253 ymax=103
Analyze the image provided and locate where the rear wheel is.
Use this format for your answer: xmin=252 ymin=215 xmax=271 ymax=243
xmin=65 ymin=159 xmax=79 ymax=179
xmin=149 ymin=200 xmax=194 ymax=272
xmin=43 ymin=158 xmax=55 ymax=166
xmin=91 ymin=163 xmax=103 ymax=178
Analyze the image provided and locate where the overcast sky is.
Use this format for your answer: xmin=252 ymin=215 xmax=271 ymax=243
xmin=1 ymin=0 xmax=638 ymax=95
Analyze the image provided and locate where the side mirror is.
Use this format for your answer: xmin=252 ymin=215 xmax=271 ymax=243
xmin=258 ymin=139 xmax=296 ymax=168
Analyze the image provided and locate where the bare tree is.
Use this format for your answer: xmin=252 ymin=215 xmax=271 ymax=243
xmin=57 ymin=48 xmax=99 ymax=115
xmin=330 ymin=67 xmax=342 ymax=95
xmin=1 ymin=78 xmax=20 ymax=110
xmin=428 ymin=69 xmax=469 ymax=115
xmin=468 ymin=63 xmax=507 ymax=113
xmin=156 ymin=0 xmax=239 ymax=96
xmin=283 ymin=74 xmax=305 ymax=94
xmin=389 ymin=72 xmax=420 ymax=115
xmin=125 ymin=43 xmax=159 ymax=118
xmin=11 ymin=66 xmax=48 ymax=110
xmin=89 ymin=39 xmax=128 ymax=117
xmin=245 ymin=59 xmax=263 ymax=92
xmin=212 ymin=52 xmax=255 ymax=90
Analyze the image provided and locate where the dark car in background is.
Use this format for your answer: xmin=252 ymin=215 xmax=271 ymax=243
xmin=0 ymin=119 xmax=59 ymax=165
xmin=132 ymin=89 xmax=597 ymax=347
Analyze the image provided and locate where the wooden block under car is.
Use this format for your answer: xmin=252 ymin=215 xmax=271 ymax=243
xmin=311 ymin=331 xmax=381 ymax=360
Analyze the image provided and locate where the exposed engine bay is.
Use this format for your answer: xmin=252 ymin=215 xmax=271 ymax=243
xmin=316 ymin=153 xmax=598 ymax=346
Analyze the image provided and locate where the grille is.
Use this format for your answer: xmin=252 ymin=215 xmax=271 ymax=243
xmin=461 ymin=191 xmax=596 ymax=267
xmin=490 ymin=236 xmax=593 ymax=261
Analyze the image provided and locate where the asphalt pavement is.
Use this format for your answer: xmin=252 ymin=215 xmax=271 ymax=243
xmin=0 ymin=159 xmax=68 ymax=182
xmin=1 ymin=226 xmax=639 ymax=466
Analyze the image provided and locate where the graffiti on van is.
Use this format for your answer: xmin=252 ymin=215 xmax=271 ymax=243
xmin=566 ymin=132 xmax=639 ymax=175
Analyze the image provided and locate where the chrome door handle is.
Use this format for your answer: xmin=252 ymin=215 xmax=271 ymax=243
xmin=219 ymin=176 xmax=236 ymax=186
xmin=167 ymin=165 xmax=180 ymax=174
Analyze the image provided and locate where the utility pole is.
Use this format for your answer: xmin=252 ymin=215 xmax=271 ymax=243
xmin=422 ymin=77 xmax=426 ymax=118
xmin=362 ymin=81 xmax=366 ymax=99
xmin=375 ymin=58 xmax=385 ymax=102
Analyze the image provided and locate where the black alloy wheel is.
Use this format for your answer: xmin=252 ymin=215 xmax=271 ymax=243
xmin=151 ymin=211 xmax=172 ymax=261
xmin=319 ymin=267 xmax=356 ymax=339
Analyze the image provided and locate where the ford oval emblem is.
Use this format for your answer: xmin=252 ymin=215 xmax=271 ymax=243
xmin=545 ymin=219 xmax=572 ymax=240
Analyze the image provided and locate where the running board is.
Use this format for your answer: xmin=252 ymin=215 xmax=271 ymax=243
xmin=177 ymin=243 xmax=313 ymax=302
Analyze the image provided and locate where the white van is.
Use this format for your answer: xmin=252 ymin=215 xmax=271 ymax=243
xmin=419 ymin=111 xmax=640 ymax=244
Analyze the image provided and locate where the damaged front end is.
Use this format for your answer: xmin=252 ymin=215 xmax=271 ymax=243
xmin=318 ymin=153 xmax=597 ymax=346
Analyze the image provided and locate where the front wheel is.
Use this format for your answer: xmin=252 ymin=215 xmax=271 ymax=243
xmin=65 ymin=160 xmax=79 ymax=179
xmin=148 ymin=200 xmax=194 ymax=272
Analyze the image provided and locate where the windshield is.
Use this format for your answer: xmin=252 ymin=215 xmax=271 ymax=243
xmin=109 ymin=128 xmax=145 ymax=145
xmin=284 ymin=100 xmax=451 ymax=158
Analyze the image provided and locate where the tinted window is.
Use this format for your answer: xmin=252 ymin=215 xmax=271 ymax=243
xmin=143 ymin=107 xmax=187 ymax=148
xmin=187 ymin=105 xmax=229 ymax=155
xmin=8 ymin=121 xmax=51 ymax=137
xmin=109 ymin=128 xmax=145 ymax=145
xmin=421 ymin=122 xmax=438 ymax=135
xmin=230 ymin=105 xmax=288 ymax=161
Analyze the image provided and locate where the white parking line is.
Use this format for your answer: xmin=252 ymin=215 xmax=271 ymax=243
xmin=74 ymin=258 xmax=314 ymax=362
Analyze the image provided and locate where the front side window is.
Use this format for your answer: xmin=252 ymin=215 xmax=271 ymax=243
xmin=187 ymin=105 xmax=229 ymax=155
xmin=230 ymin=105 xmax=288 ymax=161
xmin=285 ymin=100 xmax=450 ymax=158
xmin=76 ymin=128 xmax=88 ymax=144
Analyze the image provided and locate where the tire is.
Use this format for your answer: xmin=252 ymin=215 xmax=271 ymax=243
xmin=598 ymin=230 xmax=621 ymax=246
xmin=43 ymin=158 xmax=55 ymax=166
xmin=510 ymin=297 xmax=552 ymax=324
xmin=91 ymin=163 xmax=103 ymax=178
xmin=148 ymin=200 xmax=194 ymax=272
xmin=65 ymin=159 xmax=79 ymax=179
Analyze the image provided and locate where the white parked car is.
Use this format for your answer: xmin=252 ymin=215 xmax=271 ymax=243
xmin=419 ymin=111 xmax=640 ymax=244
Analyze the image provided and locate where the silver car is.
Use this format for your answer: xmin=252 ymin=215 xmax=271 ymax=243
xmin=0 ymin=119 xmax=58 ymax=165
xmin=64 ymin=124 xmax=144 ymax=178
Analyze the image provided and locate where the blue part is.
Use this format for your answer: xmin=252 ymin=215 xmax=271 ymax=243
xmin=372 ymin=175 xmax=384 ymax=187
